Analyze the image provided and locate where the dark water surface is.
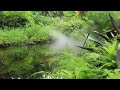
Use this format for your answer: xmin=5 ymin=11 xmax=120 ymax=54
xmin=0 ymin=44 xmax=54 ymax=79
xmin=0 ymin=31 xmax=84 ymax=79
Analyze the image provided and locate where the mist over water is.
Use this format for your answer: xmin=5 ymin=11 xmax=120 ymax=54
xmin=49 ymin=30 xmax=84 ymax=53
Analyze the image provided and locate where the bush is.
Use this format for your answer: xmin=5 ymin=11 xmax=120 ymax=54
xmin=0 ymin=11 xmax=35 ymax=29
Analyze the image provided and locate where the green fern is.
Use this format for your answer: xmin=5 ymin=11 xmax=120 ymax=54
xmin=104 ymin=69 xmax=120 ymax=79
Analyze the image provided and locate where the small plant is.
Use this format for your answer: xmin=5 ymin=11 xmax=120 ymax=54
xmin=104 ymin=69 xmax=120 ymax=79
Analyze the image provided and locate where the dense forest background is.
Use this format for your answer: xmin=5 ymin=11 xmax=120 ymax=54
xmin=0 ymin=11 xmax=120 ymax=79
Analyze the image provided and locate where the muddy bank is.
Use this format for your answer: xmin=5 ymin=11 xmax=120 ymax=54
xmin=0 ymin=39 xmax=52 ymax=49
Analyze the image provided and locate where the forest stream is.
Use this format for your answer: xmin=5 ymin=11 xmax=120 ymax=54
xmin=0 ymin=31 xmax=84 ymax=79
xmin=1 ymin=11 xmax=120 ymax=79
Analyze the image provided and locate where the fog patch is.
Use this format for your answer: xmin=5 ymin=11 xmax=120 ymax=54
xmin=49 ymin=30 xmax=85 ymax=54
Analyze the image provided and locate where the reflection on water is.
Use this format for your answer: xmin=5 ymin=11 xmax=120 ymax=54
xmin=0 ymin=31 xmax=84 ymax=79
xmin=0 ymin=44 xmax=53 ymax=79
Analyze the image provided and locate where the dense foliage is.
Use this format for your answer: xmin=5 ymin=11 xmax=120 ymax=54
xmin=1 ymin=11 xmax=120 ymax=79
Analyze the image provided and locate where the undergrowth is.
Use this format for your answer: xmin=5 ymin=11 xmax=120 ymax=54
xmin=31 ymin=40 xmax=119 ymax=79
xmin=1 ymin=11 xmax=120 ymax=79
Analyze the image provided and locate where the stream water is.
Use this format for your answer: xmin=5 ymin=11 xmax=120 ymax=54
xmin=0 ymin=31 xmax=84 ymax=79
